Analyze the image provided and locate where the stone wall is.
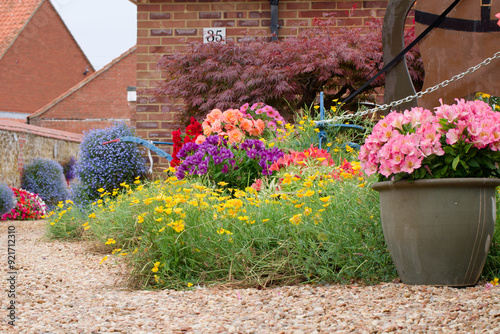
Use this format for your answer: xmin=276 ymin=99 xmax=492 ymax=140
xmin=0 ymin=120 xmax=82 ymax=188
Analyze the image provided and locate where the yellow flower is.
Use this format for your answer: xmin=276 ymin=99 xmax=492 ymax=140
xmin=97 ymin=188 xmax=105 ymax=193
xmin=319 ymin=196 xmax=331 ymax=203
xmin=88 ymin=213 xmax=96 ymax=219
xmin=105 ymin=238 xmax=116 ymax=245
xmin=262 ymin=219 xmax=270 ymax=222
xmin=187 ymin=282 xmax=194 ymax=287
xmin=304 ymin=207 xmax=312 ymax=216
xmin=303 ymin=190 xmax=315 ymax=197
xmin=491 ymin=278 xmax=499 ymax=286
xmin=99 ymin=256 xmax=108 ymax=264
xmin=218 ymin=181 xmax=228 ymax=186
xmin=65 ymin=199 xmax=73 ymax=204
xmin=50 ymin=222 xmax=55 ymax=226
xmin=111 ymin=248 xmax=122 ymax=254
xmin=289 ymin=214 xmax=302 ymax=225
xmin=134 ymin=180 xmax=141 ymax=184
xmin=303 ymin=181 xmax=313 ymax=188
xmin=295 ymin=203 xmax=304 ymax=208
xmin=237 ymin=216 xmax=249 ymax=221
xmin=168 ymin=220 xmax=185 ymax=233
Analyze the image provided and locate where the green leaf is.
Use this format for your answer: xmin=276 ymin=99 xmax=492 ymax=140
xmin=468 ymin=159 xmax=480 ymax=168
xmin=459 ymin=160 xmax=469 ymax=171
xmin=452 ymin=156 xmax=460 ymax=170
xmin=484 ymin=158 xmax=496 ymax=170
xmin=464 ymin=143 xmax=474 ymax=153
xmin=443 ymin=146 xmax=456 ymax=155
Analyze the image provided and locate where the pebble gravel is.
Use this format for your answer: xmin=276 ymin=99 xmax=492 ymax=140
xmin=1 ymin=220 xmax=500 ymax=333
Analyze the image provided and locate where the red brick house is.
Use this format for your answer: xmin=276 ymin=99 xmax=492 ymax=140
xmin=28 ymin=46 xmax=137 ymax=134
xmin=127 ymin=0 xmax=395 ymax=170
xmin=0 ymin=0 xmax=95 ymax=122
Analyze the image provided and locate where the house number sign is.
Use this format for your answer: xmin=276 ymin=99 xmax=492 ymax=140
xmin=203 ymin=28 xmax=226 ymax=44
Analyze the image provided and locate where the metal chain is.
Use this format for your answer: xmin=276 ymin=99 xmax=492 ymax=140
xmin=316 ymin=51 xmax=500 ymax=125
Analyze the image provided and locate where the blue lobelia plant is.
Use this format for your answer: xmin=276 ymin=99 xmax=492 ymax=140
xmin=0 ymin=183 xmax=16 ymax=216
xmin=74 ymin=122 xmax=147 ymax=206
xmin=21 ymin=158 xmax=68 ymax=210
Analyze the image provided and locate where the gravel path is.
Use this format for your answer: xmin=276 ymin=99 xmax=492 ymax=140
xmin=1 ymin=220 xmax=500 ymax=333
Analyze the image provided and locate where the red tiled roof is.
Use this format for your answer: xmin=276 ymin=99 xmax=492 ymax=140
xmin=0 ymin=0 xmax=44 ymax=60
xmin=29 ymin=46 xmax=137 ymax=119
xmin=0 ymin=118 xmax=26 ymax=123
xmin=0 ymin=119 xmax=83 ymax=142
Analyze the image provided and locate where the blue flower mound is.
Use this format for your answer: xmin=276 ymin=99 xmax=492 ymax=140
xmin=0 ymin=183 xmax=15 ymax=216
xmin=74 ymin=122 xmax=147 ymax=205
xmin=21 ymin=158 xmax=68 ymax=210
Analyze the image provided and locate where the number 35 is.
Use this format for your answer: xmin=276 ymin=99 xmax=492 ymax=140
xmin=206 ymin=29 xmax=224 ymax=43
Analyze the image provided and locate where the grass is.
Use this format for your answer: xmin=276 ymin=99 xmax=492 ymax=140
xmin=47 ymin=169 xmax=399 ymax=290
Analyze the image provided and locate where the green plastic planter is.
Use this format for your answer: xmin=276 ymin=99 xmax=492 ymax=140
xmin=372 ymin=178 xmax=500 ymax=286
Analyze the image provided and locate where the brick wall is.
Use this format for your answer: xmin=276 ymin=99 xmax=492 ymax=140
xmin=134 ymin=0 xmax=412 ymax=171
xmin=0 ymin=120 xmax=82 ymax=188
xmin=0 ymin=0 xmax=94 ymax=115
xmin=29 ymin=48 xmax=137 ymax=135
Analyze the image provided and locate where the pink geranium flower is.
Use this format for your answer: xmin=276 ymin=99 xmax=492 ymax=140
xmin=359 ymin=99 xmax=500 ymax=181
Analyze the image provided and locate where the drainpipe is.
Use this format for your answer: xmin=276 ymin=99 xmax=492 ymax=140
xmin=270 ymin=0 xmax=280 ymax=41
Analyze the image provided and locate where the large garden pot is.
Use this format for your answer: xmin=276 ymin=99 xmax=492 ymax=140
xmin=372 ymin=178 xmax=500 ymax=287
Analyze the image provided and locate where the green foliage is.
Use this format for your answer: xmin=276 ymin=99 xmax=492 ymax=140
xmin=47 ymin=173 xmax=396 ymax=290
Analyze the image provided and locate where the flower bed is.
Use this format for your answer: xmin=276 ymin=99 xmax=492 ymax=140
xmin=45 ymin=101 xmax=500 ymax=289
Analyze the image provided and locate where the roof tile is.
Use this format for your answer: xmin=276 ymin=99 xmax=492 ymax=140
xmin=0 ymin=0 xmax=44 ymax=59
xmin=0 ymin=119 xmax=83 ymax=142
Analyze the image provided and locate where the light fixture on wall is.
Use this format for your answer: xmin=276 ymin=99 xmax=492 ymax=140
xmin=127 ymin=86 xmax=137 ymax=102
